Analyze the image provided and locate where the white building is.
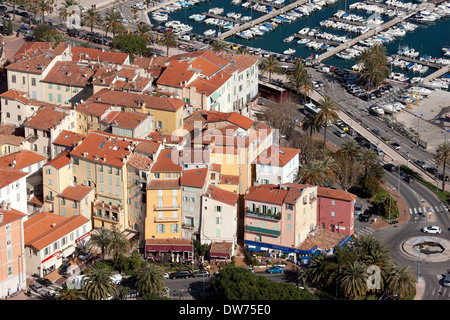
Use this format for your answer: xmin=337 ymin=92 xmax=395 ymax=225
xmin=24 ymin=211 xmax=91 ymax=277
xmin=200 ymin=185 xmax=238 ymax=247
xmin=254 ymin=146 xmax=300 ymax=185
xmin=0 ymin=167 xmax=28 ymax=216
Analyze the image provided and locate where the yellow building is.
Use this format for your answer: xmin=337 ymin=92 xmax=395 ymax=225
xmin=75 ymin=101 xmax=117 ymax=136
xmin=86 ymin=89 xmax=186 ymax=135
xmin=145 ymin=149 xmax=182 ymax=240
xmin=57 ymin=185 xmax=94 ymax=219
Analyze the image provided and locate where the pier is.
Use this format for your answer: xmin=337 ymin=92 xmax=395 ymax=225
xmin=423 ymin=65 xmax=450 ymax=83
xmin=293 ymin=34 xmax=342 ymax=47
xmin=315 ymin=2 xmax=428 ymax=63
xmin=391 ymin=54 xmax=442 ymax=70
xmin=328 ymin=16 xmax=365 ymax=27
xmin=202 ymin=12 xmax=243 ymax=23
xmin=217 ymin=0 xmax=312 ymax=40
xmin=246 ymin=0 xmax=283 ymax=10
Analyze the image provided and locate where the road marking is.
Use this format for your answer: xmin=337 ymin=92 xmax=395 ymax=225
xmin=418 ymin=207 xmax=422 ymax=213
xmin=409 ymin=208 xmax=413 ymax=214
xmin=414 ymin=208 xmax=417 ymax=214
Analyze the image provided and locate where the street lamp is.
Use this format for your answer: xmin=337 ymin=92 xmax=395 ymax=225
xmin=415 ymin=113 xmax=423 ymax=142
xmin=417 ymin=247 xmax=421 ymax=283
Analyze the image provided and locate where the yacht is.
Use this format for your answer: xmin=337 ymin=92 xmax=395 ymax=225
xmin=204 ymin=29 xmax=216 ymax=37
xmin=283 ymin=48 xmax=296 ymax=55
xmin=297 ymin=38 xmax=310 ymax=45
xmin=299 ymin=27 xmax=310 ymax=35
xmin=283 ymin=35 xmax=295 ymax=43
xmin=209 ymin=7 xmax=224 ymax=15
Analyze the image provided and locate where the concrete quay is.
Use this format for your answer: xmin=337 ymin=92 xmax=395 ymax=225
xmin=217 ymin=0 xmax=311 ymax=40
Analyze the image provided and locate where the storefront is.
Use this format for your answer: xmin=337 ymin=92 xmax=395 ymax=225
xmin=144 ymin=238 xmax=193 ymax=262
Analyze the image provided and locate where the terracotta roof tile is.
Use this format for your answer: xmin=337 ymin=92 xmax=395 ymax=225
xmin=41 ymin=61 xmax=95 ymax=87
xmin=0 ymin=207 xmax=26 ymax=227
xmin=44 ymin=150 xmax=71 ymax=169
xmin=101 ymin=111 xmax=150 ymax=129
xmin=150 ymin=149 xmax=182 ymax=173
xmin=203 ymin=185 xmax=238 ymax=206
xmin=0 ymin=167 xmax=28 ymax=189
xmin=255 ymin=146 xmax=300 ymax=167
xmin=58 ymin=185 xmax=93 ymax=201
xmin=317 ymin=187 xmax=357 ymax=202
xmin=180 ymin=167 xmax=208 ymax=188
xmin=71 ymin=47 xmax=129 ymax=65
xmin=244 ymin=185 xmax=288 ymax=205
xmin=23 ymin=106 xmax=68 ymax=131
xmin=76 ymin=101 xmax=113 ymax=117
xmin=148 ymin=179 xmax=180 ymax=190
xmin=0 ymin=150 xmax=46 ymax=170
xmin=53 ymin=130 xmax=86 ymax=148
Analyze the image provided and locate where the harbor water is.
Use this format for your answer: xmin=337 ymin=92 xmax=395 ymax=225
xmin=151 ymin=0 xmax=450 ymax=80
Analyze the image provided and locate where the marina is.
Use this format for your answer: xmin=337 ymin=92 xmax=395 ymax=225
xmin=149 ymin=0 xmax=450 ymax=86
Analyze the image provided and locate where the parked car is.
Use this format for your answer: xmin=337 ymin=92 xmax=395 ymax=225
xmin=266 ymin=266 xmax=284 ymax=274
xmin=443 ymin=276 xmax=450 ymax=287
xmin=359 ymin=210 xmax=371 ymax=222
xmin=422 ymin=226 xmax=441 ymax=234
xmin=404 ymin=175 xmax=414 ymax=183
xmin=391 ymin=142 xmax=401 ymax=150
xmin=36 ymin=277 xmax=52 ymax=287
xmin=110 ymin=273 xmax=123 ymax=284
xmin=58 ymin=262 xmax=71 ymax=275
xmin=383 ymin=163 xmax=397 ymax=172
xmin=415 ymin=160 xmax=427 ymax=169
xmin=426 ymin=167 xmax=439 ymax=176
xmin=193 ymin=270 xmax=210 ymax=278
xmin=334 ymin=129 xmax=346 ymax=138
xmin=355 ymin=204 xmax=362 ymax=215
xmin=170 ymin=270 xmax=192 ymax=279
xmin=78 ymin=250 xmax=91 ymax=261
xmin=30 ymin=282 xmax=43 ymax=293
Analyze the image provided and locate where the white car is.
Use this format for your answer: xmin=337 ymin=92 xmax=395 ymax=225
xmin=422 ymin=226 xmax=441 ymax=234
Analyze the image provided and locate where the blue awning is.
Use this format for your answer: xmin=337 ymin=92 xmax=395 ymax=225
xmin=245 ymin=240 xmax=317 ymax=255
xmin=338 ymin=236 xmax=352 ymax=247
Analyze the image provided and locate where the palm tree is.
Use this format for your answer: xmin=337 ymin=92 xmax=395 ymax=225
xmin=54 ymin=283 xmax=86 ymax=300
xmin=301 ymin=113 xmax=321 ymax=136
xmin=340 ymin=140 xmax=361 ymax=158
xmin=136 ymin=263 xmax=166 ymax=296
xmin=386 ymin=264 xmax=416 ymax=300
xmin=107 ymin=229 xmax=131 ymax=269
xmin=36 ymin=0 xmax=54 ymax=23
xmin=298 ymin=160 xmax=327 ymax=186
xmin=259 ymin=55 xmax=281 ymax=83
xmin=322 ymin=155 xmax=338 ymax=184
xmin=211 ymin=40 xmax=227 ymax=53
xmin=82 ymin=264 xmax=118 ymax=300
xmin=357 ymin=44 xmax=390 ymax=91
xmin=82 ymin=7 xmax=103 ymax=38
xmin=137 ymin=24 xmax=152 ymax=43
xmin=237 ymin=46 xmax=249 ymax=54
xmin=306 ymin=255 xmax=328 ymax=287
xmin=357 ymin=148 xmax=378 ymax=178
xmin=338 ymin=261 xmax=368 ymax=299
xmin=58 ymin=0 xmax=79 ymax=22
xmin=158 ymin=31 xmax=177 ymax=57
xmin=315 ymin=96 xmax=340 ymax=154
xmin=90 ymin=228 xmax=111 ymax=261
xmin=434 ymin=142 xmax=450 ymax=192
xmin=103 ymin=9 xmax=125 ymax=38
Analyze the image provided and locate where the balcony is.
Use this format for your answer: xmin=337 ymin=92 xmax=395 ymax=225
xmin=182 ymin=222 xmax=195 ymax=230
xmin=245 ymin=225 xmax=281 ymax=237
xmin=154 ymin=215 xmax=179 ymax=222
xmin=153 ymin=204 xmax=181 ymax=211
xmin=45 ymin=195 xmax=54 ymax=202
xmin=94 ymin=200 xmax=123 ymax=213
xmin=246 ymin=208 xmax=281 ymax=221
xmin=93 ymin=212 xmax=119 ymax=223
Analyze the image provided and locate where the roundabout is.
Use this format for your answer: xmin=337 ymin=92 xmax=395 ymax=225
xmin=400 ymin=236 xmax=450 ymax=262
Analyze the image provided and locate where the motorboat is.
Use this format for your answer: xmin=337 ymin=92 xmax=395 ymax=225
xmin=298 ymin=27 xmax=310 ymax=35
xmin=409 ymin=86 xmax=432 ymax=96
xmin=410 ymin=77 xmax=424 ymax=83
xmin=283 ymin=35 xmax=295 ymax=43
xmin=209 ymin=7 xmax=224 ymax=15
xmin=204 ymin=29 xmax=216 ymax=37
xmin=297 ymin=38 xmax=310 ymax=45
xmin=283 ymin=48 xmax=296 ymax=55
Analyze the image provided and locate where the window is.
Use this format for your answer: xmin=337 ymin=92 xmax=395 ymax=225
xmin=214 ymin=206 xmax=222 ymax=212
xmin=331 ymin=211 xmax=335 ymax=217
xmin=31 ymin=77 xmax=36 ymax=86
xmin=11 ymin=75 xmax=16 ymax=83
xmin=49 ymin=93 xmax=53 ymax=102
xmin=216 ymin=217 xmax=222 ymax=224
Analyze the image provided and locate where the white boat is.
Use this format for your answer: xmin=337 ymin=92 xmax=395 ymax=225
xmin=409 ymin=86 xmax=432 ymax=96
xmin=283 ymin=48 xmax=296 ymax=55
xmin=204 ymin=29 xmax=216 ymax=37
xmin=371 ymin=106 xmax=385 ymax=115
xmin=299 ymin=27 xmax=310 ymax=35
xmin=241 ymin=16 xmax=252 ymax=21
xmin=411 ymin=77 xmax=424 ymax=83
xmin=283 ymin=35 xmax=294 ymax=43
xmin=209 ymin=7 xmax=224 ymax=15
xmin=297 ymin=38 xmax=310 ymax=45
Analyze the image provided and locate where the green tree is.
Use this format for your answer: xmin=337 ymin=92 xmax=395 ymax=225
xmin=434 ymin=142 xmax=450 ymax=192
xmin=58 ymin=0 xmax=80 ymax=21
xmin=107 ymin=229 xmax=131 ymax=269
xmin=210 ymin=40 xmax=227 ymax=53
xmin=259 ymin=55 xmax=281 ymax=83
xmin=7 ymin=19 xmax=12 ymax=36
xmin=337 ymin=261 xmax=368 ymax=299
xmin=386 ymin=264 xmax=416 ymax=299
xmin=301 ymin=113 xmax=321 ymax=137
xmin=82 ymin=7 xmax=103 ymax=38
xmin=361 ymin=175 xmax=380 ymax=198
xmin=90 ymin=228 xmax=111 ymax=261
xmin=82 ymin=264 xmax=118 ymax=300
xmin=37 ymin=30 xmax=66 ymax=47
xmin=54 ymin=283 xmax=86 ymax=300
xmin=136 ymin=263 xmax=166 ymax=296
xmin=298 ymin=160 xmax=327 ymax=186
xmin=357 ymin=44 xmax=391 ymax=91
xmin=357 ymin=148 xmax=378 ymax=178
xmin=158 ymin=31 xmax=177 ymax=57
xmin=103 ymin=9 xmax=125 ymax=37
xmin=315 ymin=96 xmax=340 ymax=155
xmin=36 ymin=0 xmax=54 ymax=23
xmin=112 ymin=34 xmax=151 ymax=58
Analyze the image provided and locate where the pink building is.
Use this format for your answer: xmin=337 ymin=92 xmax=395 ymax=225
xmin=317 ymin=187 xmax=357 ymax=236
xmin=0 ymin=204 xmax=27 ymax=299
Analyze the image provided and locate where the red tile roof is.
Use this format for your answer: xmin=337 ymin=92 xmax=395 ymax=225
xmin=87 ymin=89 xmax=185 ymax=112
xmin=42 ymin=61 xmax=95 ymax=87
xmin=23 ymin=106 xmax=68 ymax=131
xmin=71 ymin=47 xmax=129 ymax=65
xmin=255 ymin=146 xmax=300 ymax=167
xmin=101 ymin=111 xmax=150 ymax=129
xmin=0 ymin=207 xmax=26 ymax=227
xmin=58 ymin=185 xmax=93 ymax=201
xmin=44 ymin=150 xmax=71 ymax=169
xmin=150 ymin=149 xmax=182 ymax=173
xmin=244 ymin=185 xmax=288 ymax=205
xmin=70 ymin=132 xmax=133 ymax=167
xmin=53 ymin=130 xmax=86 ymax=148
xmin=180 ymin=167 xmax=208 ymax=188
xmin=127 ymin=153 xmax=153 ymax=170
xmin=0 ymin=167 xmax=28 ymax=189
xmin=148 ymin=179 xmax=180 ymax=190
xmin=317 ymin=187 xmax=357 ymax=202
xmin=76 ymin=101 xmax=112 ymax=117
xmin=24 ymin=211 xmax=90 ymax=251
xmin=11 ymin=42 xmax=55 ymax=61
xmin=203 ymin=185 xmax=238 ymax=206
xmin=205 ymin=111 xmax=254 ymax=130
xmin=0 ymin=150 xmax=46 ymax=170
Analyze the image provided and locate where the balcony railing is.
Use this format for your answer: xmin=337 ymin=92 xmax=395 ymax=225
xmin=153 ymin=204 xmax=181 ymax=211
xmin=182 ymin=222 xmax=195 ymax=229
xmin=245 ymin=225 xmax=281 ymax=236
xmin=246 ymin=208 xmax=281 ymax=220
xmin=154 ymin=215 xmax=179 ymax=222
xmin=93 ymin=212 xmax=119 ymax=223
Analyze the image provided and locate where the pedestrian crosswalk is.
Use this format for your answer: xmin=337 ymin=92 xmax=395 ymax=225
xmin=432 ymin=275 xmax=450 ymax=300
xmin=408 ymin=205 xmax=448 ymax=215
xmin=28 ymin=283 xmax=60 ymax=300
xmin=355 ymin=226 xmax=375 ymax=237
